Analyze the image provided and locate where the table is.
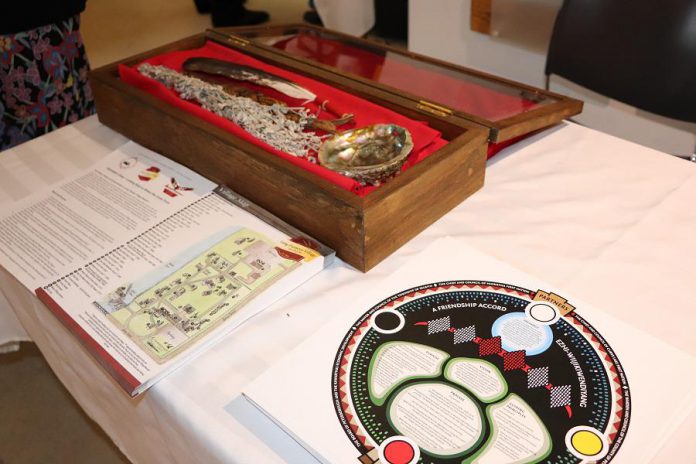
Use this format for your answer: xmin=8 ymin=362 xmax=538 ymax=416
xmin=1 ymin=116 xmax=695 ymax=463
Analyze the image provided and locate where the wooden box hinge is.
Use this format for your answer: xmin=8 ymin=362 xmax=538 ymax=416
xmin=226 ymin=36 xmax=250 ymax=47
xmin=417 ymin=100 xmax=453 ymax=117
xmin=206 ymin=29 xmax=250 ymax=47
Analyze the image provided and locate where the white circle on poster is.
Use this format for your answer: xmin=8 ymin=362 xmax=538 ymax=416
xmin=525 ymin=302 xmax=560 ymax=325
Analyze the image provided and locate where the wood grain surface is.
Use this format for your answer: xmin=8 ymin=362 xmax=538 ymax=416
xmin=471 ymin=0 xmax=493 ymax=35
xmin=90 ymin=32 xmax=491 ymax=270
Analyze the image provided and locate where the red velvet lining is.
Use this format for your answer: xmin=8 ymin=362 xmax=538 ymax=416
xmin=487 ymin=133 xmax=530 ymax=158
xmin=119 ymin=41 xmax=449 ymax=196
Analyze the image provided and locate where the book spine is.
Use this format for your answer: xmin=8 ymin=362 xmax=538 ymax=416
xmin=34 ymin=287 xmax=141 ymax=396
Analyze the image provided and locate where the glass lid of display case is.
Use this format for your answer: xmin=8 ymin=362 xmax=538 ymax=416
xmin=222 ymin=25 xmax=559 ymax=123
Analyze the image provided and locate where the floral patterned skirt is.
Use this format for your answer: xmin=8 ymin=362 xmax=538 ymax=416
xmin=1 ymin=15 xmax=95 ymax=151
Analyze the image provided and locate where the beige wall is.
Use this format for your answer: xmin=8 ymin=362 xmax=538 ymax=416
xmin=81 ymin=0 xmax=307 ymax=68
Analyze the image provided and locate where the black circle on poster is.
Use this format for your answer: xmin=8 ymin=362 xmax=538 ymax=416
xmin=373 ymin=311 xmax=401 ymax=331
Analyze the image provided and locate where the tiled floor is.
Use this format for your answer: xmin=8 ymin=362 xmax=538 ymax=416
xmin=0 ymin=343 xmax=131 ymax=464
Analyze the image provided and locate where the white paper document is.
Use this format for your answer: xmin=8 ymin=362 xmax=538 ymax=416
xmin=0 ymin=142 xmax=333 ymax=395
xmin=242 ymin=238 xmax=695 ymax=464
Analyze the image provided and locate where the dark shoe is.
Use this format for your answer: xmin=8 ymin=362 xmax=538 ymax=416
xmin=212 ymin=7 xmax=270 ymax=27
xmin=303 ymin=10 xmax=323 ymax=26
xmin=194 ymin=0 xmax=212 ymax=14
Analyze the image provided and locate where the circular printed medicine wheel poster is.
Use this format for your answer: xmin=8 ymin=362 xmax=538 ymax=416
xmin=332 ymin=281 xmax=630 ymax=464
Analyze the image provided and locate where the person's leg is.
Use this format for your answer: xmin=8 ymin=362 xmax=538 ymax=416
xmin=303 ymin=0 xmax=322 ymax=25
xmin=194 ymin=0 xmax=212 ymax=14
xmin=211 ymin=0 xmax=269 ymax=27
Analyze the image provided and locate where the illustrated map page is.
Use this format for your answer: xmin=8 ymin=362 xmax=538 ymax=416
xmin=97 ymin=228 xmax=302 ymax=362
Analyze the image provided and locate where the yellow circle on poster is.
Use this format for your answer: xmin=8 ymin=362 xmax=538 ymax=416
xmin=571 ymin=430 xmax=604 ymax=456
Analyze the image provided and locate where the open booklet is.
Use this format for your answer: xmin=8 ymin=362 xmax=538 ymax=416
xmin=241 ymin=238 xmax=695 ymax=464
xmin=0 ymin=142 xmax=334 ymax=396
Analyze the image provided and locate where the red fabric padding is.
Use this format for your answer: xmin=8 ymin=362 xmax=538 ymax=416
xmin=119 ymin=41 xmax=448 ymax=196
xmin=486 ymin=131 xmax=541 ymax=158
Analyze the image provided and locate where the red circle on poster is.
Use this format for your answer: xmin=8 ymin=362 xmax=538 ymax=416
xmin=383 ymin=439 xmax=415 ymax=464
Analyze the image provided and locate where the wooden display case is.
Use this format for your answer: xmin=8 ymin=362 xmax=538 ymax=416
xmin=90 ymin=27 xmax=579 ymax=271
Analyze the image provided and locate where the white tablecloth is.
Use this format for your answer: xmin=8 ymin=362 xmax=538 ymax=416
xmin=1 ymin=116 xmax=695 ymax=463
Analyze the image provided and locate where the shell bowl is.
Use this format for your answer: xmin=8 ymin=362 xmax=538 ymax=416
xmin=318 ymin=124 xmax=414 ymax=185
